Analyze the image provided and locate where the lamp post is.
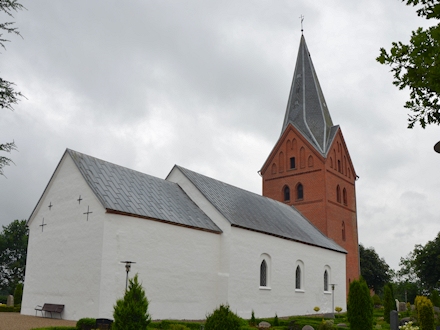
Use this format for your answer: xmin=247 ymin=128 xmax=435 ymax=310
xmin=331 ymin=284 xmax=336 ymax=316
xmin=120 ymin=261 xmax=136 ymax=291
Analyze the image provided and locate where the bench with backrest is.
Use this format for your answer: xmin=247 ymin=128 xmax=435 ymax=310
xmin=35 ymin=303 xmax=64 ymax=319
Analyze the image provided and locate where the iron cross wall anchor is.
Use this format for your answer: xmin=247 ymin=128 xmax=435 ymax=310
xmin=83 ymin=206 xmax=93 ymax=221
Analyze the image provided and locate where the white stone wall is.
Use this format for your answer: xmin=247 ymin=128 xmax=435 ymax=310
xmin=228 ymin=227 xmax=346 ymax=318
xmin=97 ymin=212 xmax=222 ymax=320
xmin=21 ymin=153 xmax=107 ymax=320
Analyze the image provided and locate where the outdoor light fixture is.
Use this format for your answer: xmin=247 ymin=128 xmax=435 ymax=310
xmin=120 ymin=261 xmax=136 ymax=291
xmin=434 ymin=141 xmax=440 ymax=153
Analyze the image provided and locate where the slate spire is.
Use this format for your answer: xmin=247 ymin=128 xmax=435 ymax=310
xmin=281 ymin=35 xmax=334 ymax=154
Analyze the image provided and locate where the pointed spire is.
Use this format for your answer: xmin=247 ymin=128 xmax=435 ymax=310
xmin=281 ymin=35 xmax=334 ymax=154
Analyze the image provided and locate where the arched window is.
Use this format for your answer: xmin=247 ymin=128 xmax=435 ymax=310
xmin=260 ymin=260 xmax=267 ymax=287
xmin=337 ymin=160 xmax=341 ymax=172
xmin=342 ymin=221 xmax=346 ymax=241
xmin=284 ymin=186 xmax=290 ymax=201
xmin=336 ymin=185 xmax=341 ymax=203
xmin=295 ymin=265 xmax=301 ymax=289
xmin=271 ymin=163 xmax=277 ymax=174
xmin=297 ymin=183 xmax=303 ymax=200
xmin=324 ymin=270 xmax=329 ymax=291
xmin=343 ymin=188 xmax=347 ymax=205
xmin=330 ymin=157 xmax=333 ymax=169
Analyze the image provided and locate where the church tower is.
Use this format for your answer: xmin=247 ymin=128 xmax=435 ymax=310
xmin=260 ymin=35 xmax=360 ymax=292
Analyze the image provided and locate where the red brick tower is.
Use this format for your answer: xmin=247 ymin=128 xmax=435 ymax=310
xmin=260 ymin=35 xmax=360 ymax=293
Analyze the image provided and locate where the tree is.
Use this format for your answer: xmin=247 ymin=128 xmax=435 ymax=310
xmin=113 ymin=274 xmax=151 ymax=330
xmin=347 ymin=278 xmax=374 ymax=330
xmin=204 ymin=304 xmax=242 ymax=330
xmin=359 ymin=244 xmax=392 ymax=294
xmin=0 ymin=0 xmax=25 ymax=176
xmin=0 ymin=219 xmax=28 ymax=294
xmin=376 ymin=0 xmax=440 ymax=128
xmin=383 ymin=283 xmax=396 ymax=323
xmin=399 ymin=232 xmax=440 ymax=293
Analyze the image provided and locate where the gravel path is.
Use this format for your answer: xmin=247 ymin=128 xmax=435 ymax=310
xmin=0 ymin=312 xmax=77 ymax=330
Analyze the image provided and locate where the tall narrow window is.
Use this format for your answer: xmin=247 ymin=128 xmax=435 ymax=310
xmin=324 ymin=270 xmax=329 ymax=291
xmin=260 ymin=260 xmax=267 ymax=287
xmin=342 ymin=221 xmax=346 ymax=241
xmin=343 ymin=188 xmax=347 ymax=205
xmin=338 ymin=160 xmax=341 ymax=172
xmin=300 ymin=147 xmax=305 ymax=168
xmin=295 ymin=265 xmax=301 ymax=289
xmin=284 ymin=186 xmax=290 ymax=201
xmin=336 ymin=185 xmax=341 ymax=203
xmin=290 ymin=157 xmax=296 ymax=169
xmin=297 ymin=183 xmax=303 ymax=200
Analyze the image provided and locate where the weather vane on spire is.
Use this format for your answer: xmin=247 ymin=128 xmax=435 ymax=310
xmin=300 ymin=15 xmax=304 ymax=34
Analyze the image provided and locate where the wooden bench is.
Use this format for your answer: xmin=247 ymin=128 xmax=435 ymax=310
xmin=35 ymin=303 xmax=64 ymax=319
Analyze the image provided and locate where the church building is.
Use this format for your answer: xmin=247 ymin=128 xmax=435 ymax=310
xmin=21 ymin=35 xmax=359 ymax=321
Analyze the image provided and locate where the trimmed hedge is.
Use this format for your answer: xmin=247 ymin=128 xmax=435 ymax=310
xmin=0 ymin=304 xmax=20 ymax=312
xmin=75 ymin=318 xmax=96 ymax=330
xmin=31 ymin=328 xmax=76 ymax=330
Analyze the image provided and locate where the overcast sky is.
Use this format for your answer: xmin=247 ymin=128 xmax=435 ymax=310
xmin=1 ymin=1 xmax=439 ymax=271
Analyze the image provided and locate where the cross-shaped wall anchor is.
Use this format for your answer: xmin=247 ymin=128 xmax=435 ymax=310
xmin=84 ymin=206 xmax=93 ymax=221
xmin=77 ymin=195 xmax=83 ymax=204
xmin=39 ymin=218 xmax=47 ymax=232
xmin=48 ymin=202 xmax=53 ymax=210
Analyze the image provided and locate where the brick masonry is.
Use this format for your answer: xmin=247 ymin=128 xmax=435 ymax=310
xmin=261 ymin=124 xmax=360 ymax=295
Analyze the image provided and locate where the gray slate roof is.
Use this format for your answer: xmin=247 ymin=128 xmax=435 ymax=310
xmin=282 ymin=35 xmax=337 ymax=155
xmin=67 ymin=149 xmax=221 ymax=233
xmin=176 ymin=166 xmax=346 ymax=253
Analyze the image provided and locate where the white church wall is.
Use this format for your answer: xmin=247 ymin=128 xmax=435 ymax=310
xmin=228 ymin=226 xmax=346 ymax=318
xmin=166 ymin=167 xmax=233 ymax=306
xmin=22 ymin=153 xmax=107 ymax=320
xmin=97 ymin=212 xmax=222 ymax=320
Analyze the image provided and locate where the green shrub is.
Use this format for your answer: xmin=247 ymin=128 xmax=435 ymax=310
xmin=416 ymin=296 xmax=434 ymax=330
xmin=430 ymin=290 xmax=440 ymax=308
xmin=383 ymin=283 xmax=395 ymax=323
xmin=166 ymin=325 xmax=190 ymax=330
xmin=250 ymin=310 xmax=256 ymax=326
xmin=347 ymin=278 xmax=373 ymax=330
xmin=0 ymin=305 xmax=20 ymax=312
xmin=14 ymin=283 xmax=23 ymax=305
xmin=75 ymin=318 xmax=95 ymax=330
xmin=318 ymin=319 xmax=335 ymax=330
xmin=205 ymin=304 xmax=241 ymax=330
xmin=274 ymin=313 xmax=279 ymax=326
xmin=373 ymin=294 xmax=382 ymax=306
xmin=113 ymin=274 xmax=151 ymax=330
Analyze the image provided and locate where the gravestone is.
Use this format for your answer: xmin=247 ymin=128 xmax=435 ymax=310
xmin=302 ymin=325 xmax=314 ymax=330
xmin=258 ymin=321 xmax=271 ymax=328
xmin=399 ymin=302 xmax=407 ymax=311
xmin=396 ymin=299 xmax=400 ymax=311
xmin=390 ymin=310 xmax=399 ymax=330
xmin=6 ymin=295 xmax=14 ymax=307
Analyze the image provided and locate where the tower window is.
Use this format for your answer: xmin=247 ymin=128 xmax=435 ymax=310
xmin=324 ymin=270 xmax=329 ymax=291
xmin=290 ymin=157 xmax=296 ymax=169
xmin=284 ymin=186 xmax=290 ymax=201
xmin=338 ymin=160 xmax=341 ymax=172
xmin=343 ymin=188 xmax=347 ymax=205
xmin=336 ymin=185 xmax=341 ymax=203
xmin=297 ymin=183 xmax=303 ymax=200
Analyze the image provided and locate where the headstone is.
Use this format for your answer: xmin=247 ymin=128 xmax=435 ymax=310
xmin=399 ymin=302 xmax=407 ymax=312
xmin=6 ymin=295 xmax=13 ymax=307
xmin=302 ymin=325 xmax=314 ymax=330
xmin=399 ymin=317 xmax=412 ymax=326
xmin=434 ymin=306 xmax=440 ymax=313
xmin=396 ymin=299 xmax=400 ymax=311
xmin=336 ymin=324 xmax=348 ymax=328
xmin=258 ymin=321 xmax=271 ymax=328
xmin=390 ymin=310 xmax=399 ymax=330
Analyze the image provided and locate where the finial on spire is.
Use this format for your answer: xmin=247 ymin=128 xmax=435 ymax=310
xmin=300 ymin=15 xmax=304 ymax=34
